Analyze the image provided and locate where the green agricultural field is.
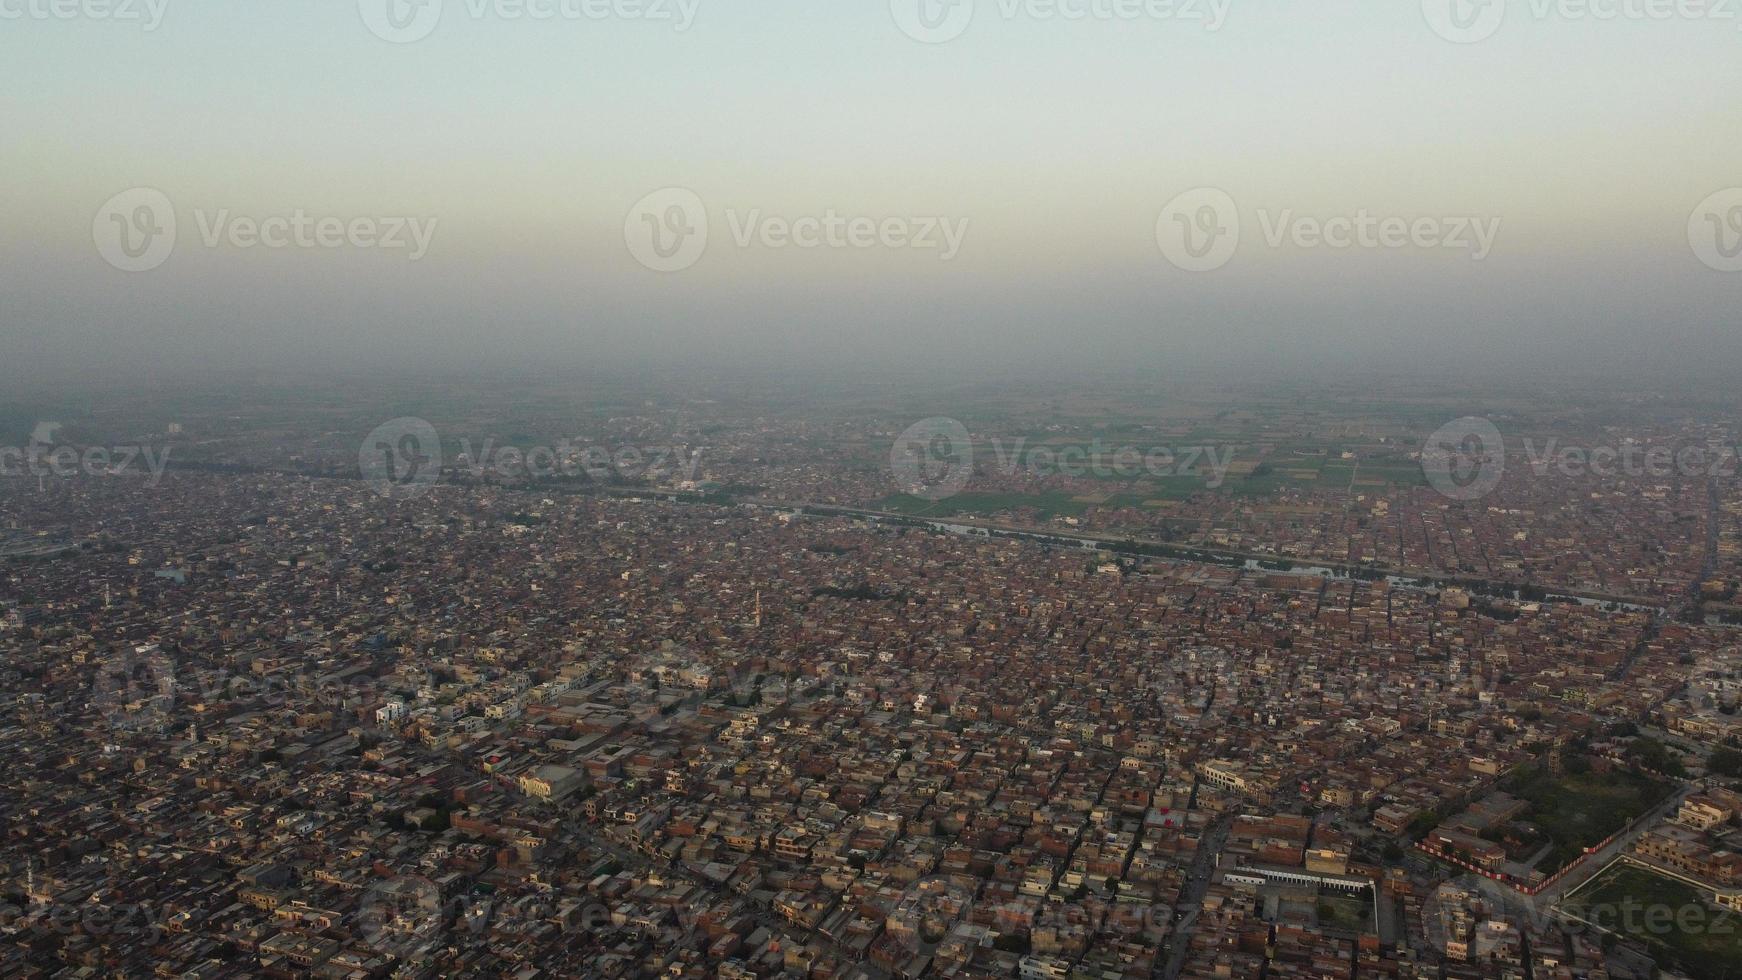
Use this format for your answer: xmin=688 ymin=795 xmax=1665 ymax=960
xmin=1088 ymin=479 xmax=1216 ymax=507
xmin=1351 ymin=463 xmax=1428 ymax=487
xmin=1141 ymin=475 xmax=1226 ymax=500
xmin=1563 ymin=865 xmax=1742 ymax=979
xmin=1229 ymin=466 xmax=1326 ymax=497
xmin=1317 ymin=465 xmax=1357 ymax=488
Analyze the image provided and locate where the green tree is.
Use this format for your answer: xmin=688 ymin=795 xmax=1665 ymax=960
xmin=1709 ymin=746 xmax=1742 ymax=778
xmin=1628 ymin=736 xmax=1687 ymax=777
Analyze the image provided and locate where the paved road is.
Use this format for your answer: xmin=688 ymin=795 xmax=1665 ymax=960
xmin=1158 ymin=815 xmax=1232 ymax=980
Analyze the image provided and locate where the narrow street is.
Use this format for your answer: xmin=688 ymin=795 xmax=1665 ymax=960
xmin=1159 ymin=814 xmax=1232 ymax=980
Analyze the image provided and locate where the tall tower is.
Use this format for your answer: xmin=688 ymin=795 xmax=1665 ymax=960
xmin=753 ymin=591 xmax=763 ymax=629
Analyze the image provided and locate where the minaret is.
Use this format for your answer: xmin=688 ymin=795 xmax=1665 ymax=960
xmin=753 ymin=591 xmax=763 ymax=629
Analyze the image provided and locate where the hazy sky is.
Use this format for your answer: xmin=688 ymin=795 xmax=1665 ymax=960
xmin=3 ymin=0 xmax=1740 ymax=388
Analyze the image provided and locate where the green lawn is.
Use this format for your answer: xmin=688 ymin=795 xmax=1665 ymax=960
xmin=1317 ymin=893 xmax=1375 ymax=935
xmin=1563 ymin=865 xmax=1742 ymax=979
